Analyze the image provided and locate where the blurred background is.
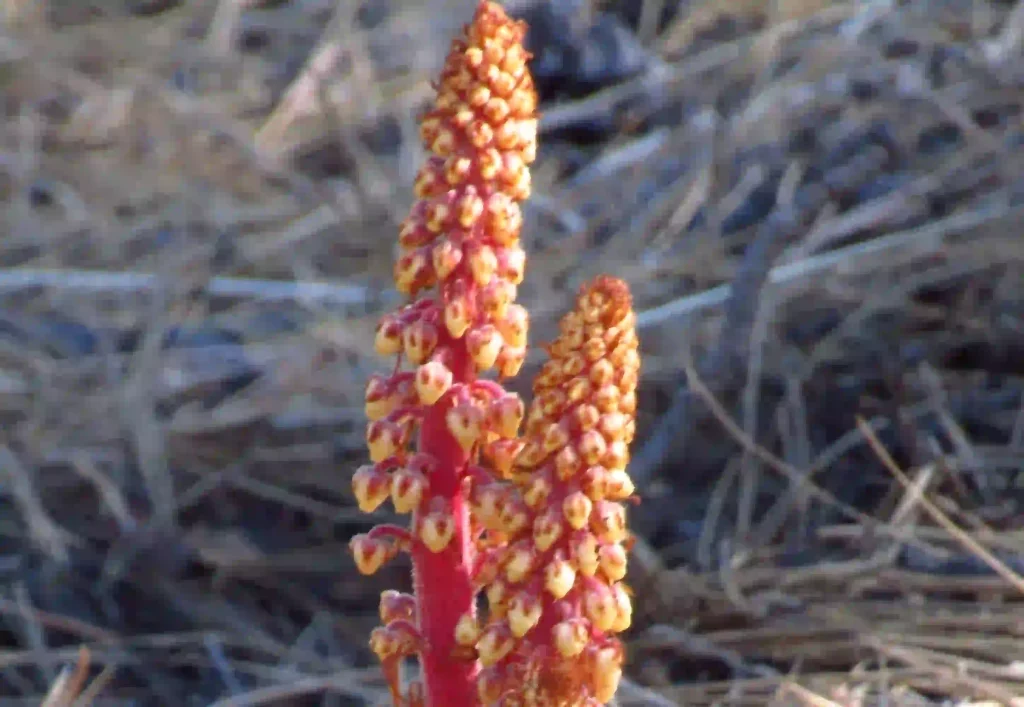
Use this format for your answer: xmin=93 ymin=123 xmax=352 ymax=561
xmin=1 ymin=0 xmax=1024 ymax=704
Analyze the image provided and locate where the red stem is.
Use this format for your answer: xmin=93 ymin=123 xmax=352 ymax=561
xmin=412 ymin=350 xmax=479 ymax=705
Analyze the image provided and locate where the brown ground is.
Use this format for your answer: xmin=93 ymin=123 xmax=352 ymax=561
xmin=2 ymin=1 xmax=1024 ymax=705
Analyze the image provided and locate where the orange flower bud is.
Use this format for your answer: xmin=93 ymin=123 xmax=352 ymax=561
xmin=370 ymin=621 xmax=421 ymax=662
xmin=591 ymin=501 xmax=628 ymax=544
xmin=573 ymin=531 xmax=600 ymax=577
xmin=604 ymin=469 xmax=635 ymax=500
xmin=554 ymin=445 xmax=582 ymax=480
xmin=471 ymin=480 xmax=508 ymax=530
xmin=479 ymin=279 xmax=516 ymax=319
xmin=446 ymin=401 xmax=485 ymax=452
xmin=352 ymin=464 xmax=391 ymax=514
xmin=398 ymin=216 xmax=430 ymax=250
xmin=497 ymin=497 xmax=530 ymax=535
xmin=577 ymin=429 xmax=607 ymax=466
xmin=584 ymin=585 xmax=617 ymax=633
xmin=457 ymin=190 xmax=485 ymax=229
xmin=504 ymin=542 xmax=535 ymax=583
xmin=482 ymin=437 xmax=524 ymax=478
xmin=374 ymin=317 xmax=404 ymax=356
xmin=486 ymin=579 xmax=508 ymax=614
xmin=496 ymin=303 xmax=528 ymax=349
xmin=364 ymin=374 xmax=396 ymax=421
xmin=592 ymin=647 xmax=623 ymax=703
xmin=445 ymin=155 xmax=473 ymax=185
xmin=390 ymin=467 xmax=428 ymax=514
xmin=420 ymin=509 xmax=456 ymax=553
xmin=580 ymin=466 xmax=608 ymax=501
xmin=610 ymin=583 xmax=632 ymax=633
xmin=402 ymin=319 xmax=439 ymax=365
xmin=366 ymin=419 xmax=403 ymax=462
xmin=552 ymin=619 xmax=589 ymax=658
xmin=497 ymin=245 xmax=525 ymax=284
xmin=522 ymin=474 xmax=552 ymax=509
xmin=350 ymin=534 xmax=391 ymax=575
xmin=572 ymin=403 xmax=601 ymax=433
xmin=485 ymin=192 xmax=522 ymax=247
xmin=532 ymin=510 xmax=563 ymax=552
xmin=444 ymin=291 xmax=473 ymax=339
xmin=541 ymin=421 xmax=571 ymax=454
xmin=544 ymin=557 xmax=576 ymax=599
xmin=431 ymin=238 xmax=463 ymax=281
xmin=466 ymin=242 xmax=498 ymax=286
xmin=477 ymin=623 xmax=515 ymax=667
xmin=602 ymin=439 xmax=630 ymax=472
xmin=414 ymin=361 xmax=453 ymax=406
xmin=455 ymin=612 xmax=482 ymax=647
xmin=562 ymin=491 xmax=593 ymax=531
xmin=394 ymin=249 xmax=433 ymax=295
xmin=598 ymin=543 xmax=628 ymax=583
xmin=489 ymin=393 xmax=524 ymax=439
xmin=507 ymin=592 xmax=542 ymax=637
xmin=466 ymin=324 xmax=504 ymax=370
xmin=379 ymin=590 xmax=416 ymax=624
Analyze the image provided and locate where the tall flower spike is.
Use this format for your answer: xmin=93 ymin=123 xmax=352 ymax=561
xmin=350 ymin=2 xmax=537 ymax=705
xmin=472 ymin=276 xmax=640 ymax=706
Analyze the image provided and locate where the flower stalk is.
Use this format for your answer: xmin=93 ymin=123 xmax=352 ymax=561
xmin=349 ymin=3 xmax=638 ymax=706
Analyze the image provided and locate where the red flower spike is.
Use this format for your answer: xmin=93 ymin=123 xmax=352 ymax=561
xmin=350 ymin=2 xmax=537 ymax=705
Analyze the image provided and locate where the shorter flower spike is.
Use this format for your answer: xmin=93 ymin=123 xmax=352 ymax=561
xmin=470 ymin=276 xmax=640 ymax=706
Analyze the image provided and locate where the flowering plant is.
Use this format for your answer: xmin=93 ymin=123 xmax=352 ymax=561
xmin=349 ymin=4 xmax=638 ymax=705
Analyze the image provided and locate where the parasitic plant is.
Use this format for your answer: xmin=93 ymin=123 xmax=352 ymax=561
xmin=467 ymin=275 xmax=639 ymax=706
xmin=349 ymin=3 xmax=639 ymax=705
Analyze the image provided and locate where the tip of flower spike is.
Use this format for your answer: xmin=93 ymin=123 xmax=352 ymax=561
xmin=377 ymin=0 xmax=537 ymax=377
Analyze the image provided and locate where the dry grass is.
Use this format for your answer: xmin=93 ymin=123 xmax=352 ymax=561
xmin=1 ymin=0 xmax=1024 ymax=704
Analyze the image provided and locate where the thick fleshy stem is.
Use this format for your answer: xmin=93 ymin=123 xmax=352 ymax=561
xmin=349 ymin=2 xmax=537 ymax=705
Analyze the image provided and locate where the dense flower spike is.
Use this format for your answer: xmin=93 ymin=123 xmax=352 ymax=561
xmin=350 ymin=2 xmax=537 ymax=706
xmin=471 ymin=276 xmax=640 ymax=706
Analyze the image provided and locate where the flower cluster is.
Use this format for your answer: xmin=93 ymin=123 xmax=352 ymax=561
xmin=463 ymin=276 xmax=639 ymax=706
xmin=348 ymin=2 xmax=538 ymax=705
xmin=348 ymin=3 xmax=639 ymax=706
